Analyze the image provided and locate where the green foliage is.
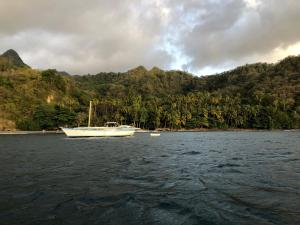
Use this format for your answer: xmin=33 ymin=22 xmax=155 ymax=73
xmin=1 ymin=55 xmax=300 ymax=130
xmin=16 ymin=104 xmax=76 ymax=130
xmin=0 ymin=75 xmax=13 ymax=88
xmin=41 ymin=69 xmax=66 ymax=92
xmin=16 ymin=118 xmax=40 ymax=131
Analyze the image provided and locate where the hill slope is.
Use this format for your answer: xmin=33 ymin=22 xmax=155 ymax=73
xmin=0 ymin=50 xmax=299 ymax=130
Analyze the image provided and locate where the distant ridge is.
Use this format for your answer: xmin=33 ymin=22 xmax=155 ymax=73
xmin=0 ymin=49 xmax=30 ymax=70
xmin=0 ymin=51 xmax=300 ymax=131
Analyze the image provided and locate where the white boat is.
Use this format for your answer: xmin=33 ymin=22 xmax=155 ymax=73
xmin=150 ymin=133 xmax=160 ymax=137
xmin=61 ymin=102 xmax=136 ymax=137
xmin=61 ymin=123 xmax=136 ymax=137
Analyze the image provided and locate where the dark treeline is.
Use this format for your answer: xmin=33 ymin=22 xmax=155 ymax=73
xmin=77 ymin=92 xmax=299 ymax=130
xmin=0 ymin=50 xmax=300 ymax=130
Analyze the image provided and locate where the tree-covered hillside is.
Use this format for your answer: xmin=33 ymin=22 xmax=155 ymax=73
xmin=0 ymin=49 xmax=299 ymax=130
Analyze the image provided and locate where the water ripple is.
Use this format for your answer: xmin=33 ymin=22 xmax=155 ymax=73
xmin=0 ymin=131 xmax=299 ymax=225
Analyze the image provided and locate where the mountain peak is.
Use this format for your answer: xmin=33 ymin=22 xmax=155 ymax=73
xmin=150 ymin=66 xmax=163 ymax=74
xmin=2 ymin=49 xmax=19 ymax=57
xmin=127 ymin=65 xmax=148 ymax=75
xmin=0 ymin=49 xmax=30 ymax=69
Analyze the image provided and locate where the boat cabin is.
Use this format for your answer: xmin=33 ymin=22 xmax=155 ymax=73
xmin=104 ymin=122 xmax=120 ymax=127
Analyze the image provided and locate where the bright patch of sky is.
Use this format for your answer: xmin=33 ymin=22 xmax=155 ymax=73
xmin=244 ymin=0 xmax=261 ymax=8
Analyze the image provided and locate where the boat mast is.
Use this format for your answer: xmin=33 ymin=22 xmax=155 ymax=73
xmin=88 ymin=101 xmax=92 ymax=127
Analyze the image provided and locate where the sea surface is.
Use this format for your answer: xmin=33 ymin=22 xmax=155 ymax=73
xmin=0 ymin=131 xmax=299 ymax=225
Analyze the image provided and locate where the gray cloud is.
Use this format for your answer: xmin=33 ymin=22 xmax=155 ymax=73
xmin=167 ymin=0 xmax=300 ymax=72
xmin=0 ymin=0 xmax=173 ymax=73
xmin=0 ymin=0 xmax=299 ymax=74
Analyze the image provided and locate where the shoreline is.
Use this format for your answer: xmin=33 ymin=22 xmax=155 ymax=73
xmin=0 ymin=130 xmax=63 ymax=135
xmin=1 ymin=128 xmax=299 ymax=135
xmin=157 ymin=128 xmax=300 ymax=132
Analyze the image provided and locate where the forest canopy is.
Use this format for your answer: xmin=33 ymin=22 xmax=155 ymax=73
xmin=0 ymin=50 xmax=300 ymax=131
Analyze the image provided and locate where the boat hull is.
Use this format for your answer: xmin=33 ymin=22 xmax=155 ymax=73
xmin=61 ymin=127 xmax=135 ymax=137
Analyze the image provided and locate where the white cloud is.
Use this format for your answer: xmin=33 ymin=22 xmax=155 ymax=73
xmin=244 ymin=0 xmax=261 ymax=8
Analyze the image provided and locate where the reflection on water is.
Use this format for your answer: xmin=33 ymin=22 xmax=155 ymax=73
xmin=0 ymin=131 xmax=299 ymax=225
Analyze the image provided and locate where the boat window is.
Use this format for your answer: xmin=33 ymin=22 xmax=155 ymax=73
xmin=104 ymin=122 xmax=119 ymax=127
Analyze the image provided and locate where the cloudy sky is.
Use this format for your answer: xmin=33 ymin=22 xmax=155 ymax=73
xmin=0 ymin=0 xmax=299 ymax=75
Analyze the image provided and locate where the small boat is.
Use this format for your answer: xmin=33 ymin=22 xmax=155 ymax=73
xmin=61 ymin=101 xmax=136 ymax=137
xmin=150 ymin=133 xmax=160 ymax=137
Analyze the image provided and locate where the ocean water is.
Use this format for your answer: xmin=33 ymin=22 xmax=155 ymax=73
xmin=0 ymin=131 xmax=299 ymax=225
